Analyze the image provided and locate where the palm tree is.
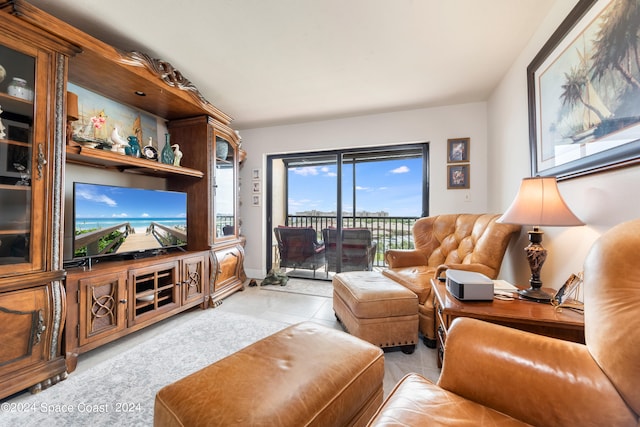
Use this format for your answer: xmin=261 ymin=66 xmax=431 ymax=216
xmin=590 ymin=0 xmax=640 ymax=91
xmin=560 ymin=65 xmax=608 ymax=124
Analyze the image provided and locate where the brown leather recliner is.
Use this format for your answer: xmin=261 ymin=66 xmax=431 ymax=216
xmin=383 ymin=214 xmax=520 ymax=346
xmin=368 ymin=218 xmax=640 ymax=426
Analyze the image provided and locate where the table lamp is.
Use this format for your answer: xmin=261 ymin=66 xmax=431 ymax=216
xmin=497 ymin=176 xmax=584 ymax=302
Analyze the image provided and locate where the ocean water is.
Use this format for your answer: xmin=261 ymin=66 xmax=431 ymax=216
xmin=75 ymin=217 xmax=186 ymax=234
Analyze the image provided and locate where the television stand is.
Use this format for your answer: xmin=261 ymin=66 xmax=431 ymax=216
xmin=127 ymin=249 xmax=167 ymax=260
xmin=64 ymin=250 xmax=209 ymax=373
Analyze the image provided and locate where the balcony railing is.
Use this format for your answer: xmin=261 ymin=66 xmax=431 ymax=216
xmin=285 ymin=215 xmax=418 ymax=267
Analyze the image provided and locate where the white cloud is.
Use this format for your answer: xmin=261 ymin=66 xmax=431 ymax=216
xmin=391 ymin=166 xmax=410 ymax=174
xmin=292 ymin=167 xmax=319 ymax=176
xmin=76 ymin=188 xmax=117 ymax=207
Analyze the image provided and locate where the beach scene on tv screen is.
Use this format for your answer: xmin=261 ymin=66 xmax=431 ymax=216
xmin=74 ymin=183 xmax=187 ymax=258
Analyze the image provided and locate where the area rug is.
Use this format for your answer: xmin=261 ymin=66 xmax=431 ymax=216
xmin=2 ymin=311 xmax=288 ymax=427
xmin=259 ymin=277 xmax=333 ymax=298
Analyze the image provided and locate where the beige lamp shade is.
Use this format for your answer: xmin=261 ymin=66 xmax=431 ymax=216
xmin=67 ymin=91 xmax=79 ymax=121
xmin=497 ymin=176 xmax=584 ymax=226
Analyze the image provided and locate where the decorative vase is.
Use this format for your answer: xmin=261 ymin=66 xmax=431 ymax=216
xmin=7 ymin=77 xmax=33 ymax=101
xmin=142 ymin=137 xmax=158 ymax=160
xmin=161 ymin=133 xmax=174 ymax=165
xmin=126 ymin=136 xmax=141 ymax=157
xmin=216 ymin=139 xmax=228 ymax=160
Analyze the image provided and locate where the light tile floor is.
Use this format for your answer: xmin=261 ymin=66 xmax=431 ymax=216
xmin=75 ymin=280 xmax=441 ymax=398
xmin=218 ymin=282 xmax=442 ymax=396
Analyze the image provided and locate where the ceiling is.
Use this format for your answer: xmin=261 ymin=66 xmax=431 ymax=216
xmin=27 ymin=0 xmax=556 ymax=130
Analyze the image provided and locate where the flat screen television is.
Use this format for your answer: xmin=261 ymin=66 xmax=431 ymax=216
xmin=71 ymin=182 xmax=187 ymax=262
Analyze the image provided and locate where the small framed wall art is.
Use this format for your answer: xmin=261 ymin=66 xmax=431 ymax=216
xmin=447 ymin=164 xmax=470 ymax=189
xmin=447 ymin=137 xmax=470 ymax=163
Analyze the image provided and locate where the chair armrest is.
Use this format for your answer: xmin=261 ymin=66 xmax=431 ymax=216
xmin=385 ymin=249 xmax=428 ymax=268
xmin=368 ymin=241 xmax=378 ymax=260
xmin=438 ymin=318 xmax=635 ymax=427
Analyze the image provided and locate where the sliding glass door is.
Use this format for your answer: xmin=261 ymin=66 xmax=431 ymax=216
xmin=267 ymin=144 xmax=428 ymax=280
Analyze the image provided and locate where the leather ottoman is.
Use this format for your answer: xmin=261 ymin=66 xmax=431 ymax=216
xmin=154 ymin=321 xmax=384 ymax=427
xmin=333 ymin=271 xmax=418 ymax=354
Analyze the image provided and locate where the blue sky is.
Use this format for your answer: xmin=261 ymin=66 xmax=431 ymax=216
xmin=74 ymin=183 xmax=187 ymax=219
xmin=288 ymin=158 xmax=422 ymax=217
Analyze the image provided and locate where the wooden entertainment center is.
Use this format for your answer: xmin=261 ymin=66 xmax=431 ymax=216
xmin=0 ymin=1 xmax=246 ymax=399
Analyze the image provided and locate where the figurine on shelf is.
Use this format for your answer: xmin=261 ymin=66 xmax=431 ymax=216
xmin=13 ymin=163 xmax=30 ymax=186
xmin=171 ymin=144 xmax=182 ymax=167
xmin=110 ymin=127 xmax=129 ymax=155
xmin=0 ymin=105 xmax=6 ymax=139
xmin=161 ymin=133 xmax=174 ymax=165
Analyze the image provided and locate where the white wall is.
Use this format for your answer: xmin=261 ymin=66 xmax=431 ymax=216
xmin=240 ymin=103 xmax=489 ymax=279
xmin=488 ymin=0 xmax=640 ymax=289
xmin=240 ymin=0 xmax=640 ymax=285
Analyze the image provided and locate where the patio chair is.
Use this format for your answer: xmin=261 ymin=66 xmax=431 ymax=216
xmin=322 ymin=228 xmax=377 ymax=273
xmin=273 ymin=226 xmax=325 ymax=278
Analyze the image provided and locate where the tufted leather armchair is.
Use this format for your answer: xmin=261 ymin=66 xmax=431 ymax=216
xmin=383 ymin=214 xmax=520 ymax=346
xmin=368 ymin=218 xmax=640 ymax=426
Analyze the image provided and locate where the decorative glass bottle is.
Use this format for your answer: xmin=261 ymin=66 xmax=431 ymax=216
xmin=161 ymin=133 xmax=174 ymax=165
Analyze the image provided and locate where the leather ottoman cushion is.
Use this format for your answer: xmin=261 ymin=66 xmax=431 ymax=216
xmin=154 ymin=321 xmax=384 ymax=427
xmin=333 ymin=271 xmax=418 ymax=319
xmin=367 ymin=373 xmax=530 ymax=427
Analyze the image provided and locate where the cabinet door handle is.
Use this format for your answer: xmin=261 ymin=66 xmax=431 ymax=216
xmin=119 ymin=299 xmax=127 ymax=304
xmin=37 ymin=144 xmax=47 ymax=180
xmin=33 ymin=310 xmax=46 ymax=345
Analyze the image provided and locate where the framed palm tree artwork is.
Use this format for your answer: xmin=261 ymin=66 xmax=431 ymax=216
xmin=528 ymin=0 xmax=640 ymax=180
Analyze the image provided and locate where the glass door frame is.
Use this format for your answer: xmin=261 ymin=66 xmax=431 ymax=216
xmin=266 ymin=143 xmax=429 ymax=275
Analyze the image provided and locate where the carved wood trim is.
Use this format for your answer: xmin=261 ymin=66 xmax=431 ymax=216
xmin=117 ymin=50 xmax=213 ymax=110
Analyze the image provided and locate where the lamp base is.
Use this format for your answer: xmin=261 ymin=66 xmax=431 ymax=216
xmin=518 ymin=287 xmax=552 ymax=303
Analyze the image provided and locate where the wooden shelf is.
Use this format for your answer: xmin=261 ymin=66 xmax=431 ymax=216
xmin=66 ymin=145 xmax=204 ymax=179
xmin=0 ymin=92 xmax=33 ymax=117
xmin=0 ymin=184 xmax=30 ymax=191
xmin=0 ymin=139 xmax=30 ymax=148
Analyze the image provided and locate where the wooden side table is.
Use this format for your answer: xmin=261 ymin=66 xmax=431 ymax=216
xmin=431 ymin=278 xmax=585 ymax=367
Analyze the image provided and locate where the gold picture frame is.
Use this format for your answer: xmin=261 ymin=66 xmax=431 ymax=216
xmin=447 ymin=164 xmax=470 ymax=189
xmin=447 ymin=137 xmax=470 ymax=163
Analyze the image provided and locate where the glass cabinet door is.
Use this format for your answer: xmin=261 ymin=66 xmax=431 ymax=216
xmin=214 ymin=135 xmax=236 ymax=240
xmin=0 ymin=43 xmax=40 ymax=272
